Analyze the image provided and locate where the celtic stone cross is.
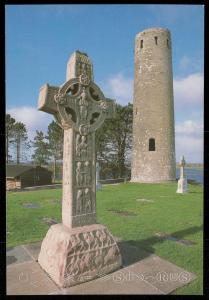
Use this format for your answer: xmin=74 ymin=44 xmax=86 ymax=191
xmin=38 ymin=51 xmax=115 ymax=228
xmin=37 ymin=51 xmax=122 ymax=288
xmin=180 ymin=155 xmax=186 ymax=179
xmin=176 ymin=155 xmax=188 ymax=193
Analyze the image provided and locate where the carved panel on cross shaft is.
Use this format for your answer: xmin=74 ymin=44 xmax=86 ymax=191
xmin=76 ymin=189 xmax=83 ymax=215
xmin=75 ymin=188 xmax=93 ymax=215
xmin=84 ymin=188 xmax=91 ymax=213
xmin=76 ymin=134 xmax=88 ymax=159
xmin=79 ymin=65 xmax=91 ymax=86
xmin=75 ymin=161 xmax=91 ymax=187
xmin=76 ymin=162 xmax=83 ymax=186
xmin=83 ymin=161 xmax=91 ymax=185
xmin=78 ymin=87 xmax=89 ymax=122
xmin=76 ymin=187 xmax=93 ymax=214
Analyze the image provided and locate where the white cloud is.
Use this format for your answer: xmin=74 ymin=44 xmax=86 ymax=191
xmin=101 ymin=73 xmax=133 ymax=105
xmin=175 ymin=120 xmax=203 ymax=135
xmin=102 ymin=72 xmax=204 ymax=108
xmin=173 ymin=73 xmax=204 ymax=105
xmin=175 ymin=135 xmax=203 ymax=163
xmin=175 ymin=120 xmax=203 ymax=163
xmin=7 ymin=106 xmax=53 ymax=141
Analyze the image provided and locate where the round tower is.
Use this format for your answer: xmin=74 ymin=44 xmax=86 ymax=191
xmin=131 ymin=27 xmax=176 ymax=183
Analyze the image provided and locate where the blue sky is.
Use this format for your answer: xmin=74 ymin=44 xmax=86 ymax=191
xmin=6 ymin=4 xmax=204 ymax=162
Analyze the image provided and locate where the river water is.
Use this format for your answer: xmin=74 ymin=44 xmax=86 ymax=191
xmin=176 ymin=168 xmax=203 ymax=185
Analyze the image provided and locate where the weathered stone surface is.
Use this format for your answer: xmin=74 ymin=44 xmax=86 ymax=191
xmin=38 ymin=223 xmax=122 ymax=287
xmin=37 ymin=50 xmax=121 ymax=288
xmin=7 ymin=261 xmax=60 ymax=295
xmin=7 ymin=240 xmax=197 ymax=295
xmin=131 ymin=28 xmax=176 ymax=183
xmin=6 ymin=246 xmax=32 ymax=266
xmin=58 ymin=266 xmax=163 ymax=294
xmin=127 ymin=255 xmax=196 ymax=294
xmin=22 ymin=242 xmax=42 ymax=261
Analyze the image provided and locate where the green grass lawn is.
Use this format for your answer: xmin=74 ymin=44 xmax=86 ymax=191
xmin=6 ymin=182 xmax=203 ymax=295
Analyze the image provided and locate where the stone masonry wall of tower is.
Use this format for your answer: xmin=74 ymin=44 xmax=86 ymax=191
xmin=131 ymin=28 xmax=176 ymax=182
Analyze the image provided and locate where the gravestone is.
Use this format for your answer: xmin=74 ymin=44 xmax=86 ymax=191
xmin=176 ymin=155 xmax=188 ymax=193
xmin=96 ymin=161 xmax=102 ymax=190
xmin=37 ymin=51 xmax=122 ymax=288
xmin=22 ymin=203 xmax=40 ymax=209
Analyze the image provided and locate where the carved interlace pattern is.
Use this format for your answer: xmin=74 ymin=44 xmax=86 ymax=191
xmin=64 ymin=228 xmax=119 ymax=280
xmin=79 ymin=73 xmax=90 ymax=86
xmin=54 ymin=93 xmax=66 ymax=105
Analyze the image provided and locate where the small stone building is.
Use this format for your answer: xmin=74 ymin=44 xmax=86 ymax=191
xmin=6 ymin=164 xmax=52 ymax=190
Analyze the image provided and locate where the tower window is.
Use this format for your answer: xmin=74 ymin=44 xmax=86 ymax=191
xmin=154 ymin=36 xmax=158 ymax=45
xmin=135 ymin=108 xmax=138 ymax=115
xmin=140 ymin=40 xmax=143 ymax=49
xmin=167 ymin=39 xmax=170 ymax=48
xmin=149 ymin=138 xmax=155 ymax=151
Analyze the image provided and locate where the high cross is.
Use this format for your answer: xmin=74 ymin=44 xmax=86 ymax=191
xmin=38 ymin=51 xmax=115 ymax=228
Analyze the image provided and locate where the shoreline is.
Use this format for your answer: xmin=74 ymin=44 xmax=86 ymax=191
xmin=176 ymin=166 xmax=203 ymax=170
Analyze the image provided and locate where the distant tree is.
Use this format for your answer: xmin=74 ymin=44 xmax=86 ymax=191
xmin=96 ymin=103 xmax=133 ymax=178
xmin=12 ymin=122 xmax=30 ymax=164
xmin=6 ymin=114 xmax=16 ymax=163
xmin=47 ymin=121 xmax=64 ymax=182
xmin=32 ymin=131 xmax=50 ymax=166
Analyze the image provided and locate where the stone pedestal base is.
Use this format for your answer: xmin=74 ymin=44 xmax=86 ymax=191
xmin=38 ymin=223 xmax=122 ymax=288
xmin=176 ymin=178 xmax=188 ymax=193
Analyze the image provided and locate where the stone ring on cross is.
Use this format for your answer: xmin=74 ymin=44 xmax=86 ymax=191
xmin=38 ymin=75 xmax=115 ymax=133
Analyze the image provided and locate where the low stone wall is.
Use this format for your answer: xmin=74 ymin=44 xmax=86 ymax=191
xmin=6 ymin=183 xmax=62 ymax=192
xmin=24 ymin=184 xmax=62 ymax=191
xmin=100 ymin=178 xmax=130 ymax=184
xmin=6 ymin=179 xmax=131 ymax=192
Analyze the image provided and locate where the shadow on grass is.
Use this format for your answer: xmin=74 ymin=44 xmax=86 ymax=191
xmin=189 ymin=191 xmax=202 ymax=194
xmin=118 ymin=225 xmax=203 ymax=267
